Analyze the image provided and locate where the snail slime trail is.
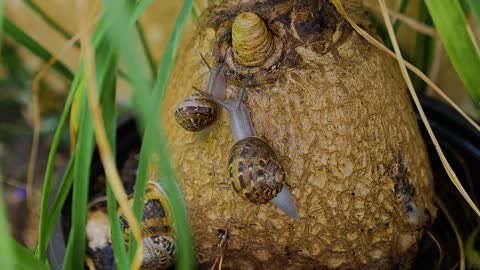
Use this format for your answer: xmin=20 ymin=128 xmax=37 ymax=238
xmin=163 ymin=0 xmax=435 ymax=269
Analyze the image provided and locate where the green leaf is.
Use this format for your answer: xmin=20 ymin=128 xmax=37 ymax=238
xmin=425 ymin=0 xmax=480 ymax=104
xmin=131 ymin=0 xmax=155 ymax=23
xmin=36 ymin=76 xmax=83 ymax=262
xmin=13 ymin=241 xmax=50 ymax=270
xmin=22 ymin=0 xmax=78 ymax=46
xmin=96 ymin=37 xmax=129 ymax=270
xmin=465 ymin=0 xmax=480 ymax=26
xmin=102 ymin=0 xmax=196 ymax=269
xmin=413 ymin=0 xmax=434 ymax=92
xmin=63 ymin=75 xmax=94 ymax=270
xmin=3 ymin=18 xmax=74 ymax=80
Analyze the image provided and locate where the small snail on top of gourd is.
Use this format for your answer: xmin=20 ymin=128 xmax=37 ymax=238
xmin=174 ymin=54 xmax=227 ymax=132
xmin=193 ymin=76 xmax=300 ymax=220
xmin=119 ymin=181 xmax=176 ymax=270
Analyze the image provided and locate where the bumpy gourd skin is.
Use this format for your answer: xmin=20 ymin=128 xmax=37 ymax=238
xmin=161 ymin=0 xmax=436 ymax=269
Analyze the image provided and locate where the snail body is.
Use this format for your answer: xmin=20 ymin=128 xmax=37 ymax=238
xmin=194 ymin=78 xmax=299 ymax=220
xmin=119 ymin=181 xmax=176 ymax=270
xmin=174 ymin=55 xmax=227 ymax=132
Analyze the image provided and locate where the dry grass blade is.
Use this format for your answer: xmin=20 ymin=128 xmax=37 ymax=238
xmin=331 ymin=0 xmax=480 ymax=218
xmin=426 ymin=231 xmax=444 ymax=269
xmin=27 ymin=15 xmax=100 ymax=210
xmin=364 ymin=2 xmax=438 ymax=37
xmin=330 ymin=0 xmax=480 ymax=134
xmin=77 ymin=2 xmax=144 ymax=269
xmin=377 ymin=0 xmax=480 ymax=217
xmin=435 ymin=196 xmax=465 ymax=270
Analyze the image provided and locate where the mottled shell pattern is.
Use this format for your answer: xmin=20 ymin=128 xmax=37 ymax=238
xmin=119 ymin=181 xmax=176 ymax=270
xmin=229 ymin=136 xmax=285 ymax=204
xmin=174 ymin=94 xmax=218 ymax=132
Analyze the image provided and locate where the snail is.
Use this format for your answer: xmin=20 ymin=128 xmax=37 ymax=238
xmin=119 ymin=181 xmax=176 ymax=270
xmin=232 ymin=12 xmax=275 ymax=67
xmin=193 ymin=77 xmax=299 ymax=220
xmin=174 ymin=54 xmax=227 ymax=132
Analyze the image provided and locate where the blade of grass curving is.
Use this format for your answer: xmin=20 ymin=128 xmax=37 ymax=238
xmin=131 ymin=0 xmax=154 ymax=23
xmin=45 ymin=154 xmax=74 ymax=240
xmin=3 ymin=18 xmax=73 ymax=80
xmin=135 ymin=21 xmax=156 ymax=78
xmin=13 ymin=241 xmax=49 ymax=270
xmin=425 ymin=0 xmax=480 ymax=104
xmin=465 ymin=0 xmax=480 ymax=26
xmin=22 ymin=0 xmax=79 ymax=47
xmin=330 ymin=1 xmax=480 ymax=133
xmin=413 ymin=0 xmax=434 ymax=92
xmin=79 ymin=5 xmax=146 ymax=268
xmin=19 ymin=3 xmax=134 ymax=84
xmin=62 ymin=77 xmax=94 ymax=270
xmin=152 ymin=1 xmax=192 ymax=104
xmin=103 ymin=0 xmax=195 ymax=268
xmin=36 ymin=76 xmax=83 ymax=261
xmin=435 ymin=197 xmax=465 ymax=270
xmin=96 ymin=37 xmax=130 ymax=269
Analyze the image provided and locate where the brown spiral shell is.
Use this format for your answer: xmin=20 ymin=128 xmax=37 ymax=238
xmin=232 ymin=12 xmax=275 ymax=67
xmin=228 ymin=136 xmax=285 ymax=204
xmin=174 ymin=93 xmax=219 ymax=132
xmin=119 ymin=181 xmax=176 ymax=269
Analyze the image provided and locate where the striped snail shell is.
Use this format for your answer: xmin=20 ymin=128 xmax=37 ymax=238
xmin=229 ymin=136 xmax=285 ymax=203
xmin=119 ymin=181 xmax=176 ymax=269
xmin=175 ymin=54 xmax=226 ymax=132
xmin=174 ymin=94 xmax=218 ymax=132
xmin=232 ymin=12 xmax=275 ymax=67
xmin=193 ymin=77 xmax=299 ymax=220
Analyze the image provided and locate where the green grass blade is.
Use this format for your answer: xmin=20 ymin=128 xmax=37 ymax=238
xmin=128 ymin=131 xmax=153 ymax=262
xmin=62 ymin=80 xmax=94 ymax=270
xmin=131 ymin=0 xmax=154 ymax=23
xmin=466 ymin=227 xmax=480 ymax=268
xmin=413 ymin=0 xmax=434 ymax=92
xmin=22 ymin=0 xmax=78 ymax=46
xmin=466 ymin=0 xmax=480 ymax=25
xmin=152 ymin=1 xmax=192 ymax=104
xmin=96 ymin=38 xmax=130 ymax=270
xmin=136 ymin=21 xmax=156 ymax=78
xmin=103 ymin=1 xmax=195 ymax=269
xmin=0 ymin=0 xmax=3 ymax=51
xmin=425 ymin=0 xmax=480 ymax=103
xmin=0 ymin=188 xmax=16 ymax=270
xmin=36 ymin=76 xmax=83 ymax=262
xmin=45 ymin=154 xmax=74 ymax=240
xmin=3 ymin=18 xmax=74 ymax=80
xmin=13 ymin=241 xmax=50 ymax=270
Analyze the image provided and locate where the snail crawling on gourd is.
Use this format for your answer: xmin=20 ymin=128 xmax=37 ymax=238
xmin=119 ymin=181 xmax=176 ymax=270
xmin=174 ymin=54 xmax=227 ymax=132
xmin=163 ymin=0 xmax=436 ymax=268
xmin=193 ymin=76 xmax=299 ymax=220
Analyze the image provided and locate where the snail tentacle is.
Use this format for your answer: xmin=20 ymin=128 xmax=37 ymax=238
xmin=192 ymin=86 xmax=229 ymax=108
xmin=200 ymin=53 xmax=212 ymax=71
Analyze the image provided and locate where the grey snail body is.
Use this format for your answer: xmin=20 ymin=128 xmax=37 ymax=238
xmin=193 ymin=78 xmax=299 ymax=220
